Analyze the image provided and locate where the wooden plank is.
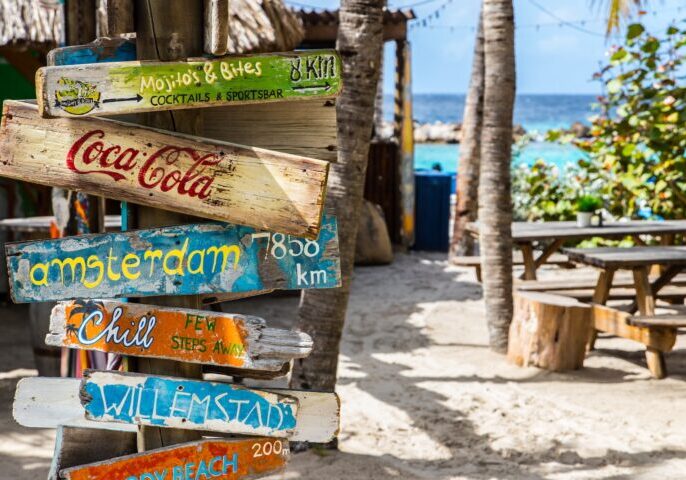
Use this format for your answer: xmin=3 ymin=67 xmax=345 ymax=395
xmin=14 ymin=376 xmax=340 ymax=442
xmin=204 ymin=0 xmax=230 ymax=56
xmin=203 ymin=99 xmax=338 ymax=163
xmin=48 ymin=427 xmax=136 ymax=480
xmin=60 ymin=437 xmax=288 ymax=480
xmin=565 ymin=246 xmax=686 ymax=269
xmin=469 ymin=220 xmax=686 ymax=243
xmin=6 ymin=214 xmax=341 ymax=303
xmin=629 ymin=314 xmax=686 ymax=328
xmin=36 ymin=50 xmax=342 ymax=118
xmin=95 ymin=0 xmax=134 ymax=37
xmin=47 ymin=37 xmax=136 ymax=66
xmin=0 ymin=100 xmax=329 ymax=238
xmin=80 ymin=370 xmax=298 ymax=437
xmin=519 ymin=243 xmax=537 ymax=280
xmin=591 ymin=304 xmax=677 ymax=353
xmin=46 ymin=299 xmax=313 ymax=371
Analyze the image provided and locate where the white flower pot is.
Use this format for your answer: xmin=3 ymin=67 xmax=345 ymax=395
xmin=577 ymin=212 xmax=593 ymax=228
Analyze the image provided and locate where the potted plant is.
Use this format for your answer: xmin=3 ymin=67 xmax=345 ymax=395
xmin=576 ymin=194 xmax=602 ymax=227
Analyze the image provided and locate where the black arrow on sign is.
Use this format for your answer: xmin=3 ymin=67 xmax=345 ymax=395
xmin=103 ymin=94 xmax=144 ymax=104
xmin=292 ymin=82 xmax=331 ymax=92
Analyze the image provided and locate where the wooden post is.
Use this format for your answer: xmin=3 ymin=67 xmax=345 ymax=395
xmin=508 ymin=291 xmax=593 ymax=371
xmin=393 ymin=39 xmax=414 ymax=249
xmin=133 ymin=0 xmax=205 ymax=450
xmin=96 ymin=0 xmax=134 ymax=37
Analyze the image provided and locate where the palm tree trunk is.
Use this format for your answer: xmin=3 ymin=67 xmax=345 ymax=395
xmin=290 ymin=0 xmax=385 ymax=392
xmin=450 ymin=11 xmax=484 ymax=258
xmin=478 ymin=0 xmax=515 ymax=353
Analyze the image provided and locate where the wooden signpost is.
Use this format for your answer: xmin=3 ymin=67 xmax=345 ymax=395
xmin=36 ymin=50 xmax=342 ymax=117
xmin=60 ymin=437 xmax=289 ymax=480
xmin=14 ymin=374 xmax=340 ymax=442
xmin=47 ymin=300 xmax=313 ymax=371
xmin=0 ymin=100 xmax=329 ymax=238
xmin=10 ymin=3 xmax=343 ymax=475
xmin=6 ymin=214 xmax=340 ymax=303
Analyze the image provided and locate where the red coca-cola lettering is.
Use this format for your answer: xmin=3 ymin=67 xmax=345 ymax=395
xmin=138 ymin=146 xmax=220 ymax=199
xmin=65 ymin=130 xmax=223 ymax=200
xmin=67 ymin=130 xmax=140 ymax=181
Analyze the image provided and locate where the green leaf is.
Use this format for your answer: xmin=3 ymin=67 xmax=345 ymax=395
xmin=627 ymin=23 xmax=645 ymax=40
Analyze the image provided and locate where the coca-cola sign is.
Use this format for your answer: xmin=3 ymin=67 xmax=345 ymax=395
xmin=0 ymin=100 xmax=329 ymax=238
xmin=66 ymin=130 xmax=232 ymax=199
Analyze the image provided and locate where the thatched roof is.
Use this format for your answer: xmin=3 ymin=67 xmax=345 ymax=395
xmin=0 ymin=0 xmax=63 ymax=49
xmin=0 ymin=0 xmax=303 ymax=53
xmin=227 ymin=0 xmax=304 ymax=54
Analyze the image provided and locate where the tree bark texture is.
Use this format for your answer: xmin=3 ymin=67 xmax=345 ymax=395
xmin=290 ymin=0 xmax=385 ymax=392
xmin=478 ymin=0 xmax=516 ymax=353
xmin=450 ymin=11 xmax=484 ymax=258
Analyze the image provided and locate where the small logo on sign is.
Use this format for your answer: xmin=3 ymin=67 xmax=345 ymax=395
xmin=54 ymin=77 xmax=101 ymax=115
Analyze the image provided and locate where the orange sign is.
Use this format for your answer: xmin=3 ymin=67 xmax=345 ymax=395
xmin=60 ymin=438 xmax=289 ymax=480
xmin=47 ymin=300 xmax=301 ymax=371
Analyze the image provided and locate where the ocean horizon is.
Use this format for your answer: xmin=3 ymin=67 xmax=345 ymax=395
xmin=385 ymin=93 xmax=597 ymax=174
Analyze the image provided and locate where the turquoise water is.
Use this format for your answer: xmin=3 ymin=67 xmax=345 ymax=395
xmin=416 ymin=142 xmax=589 ymax=174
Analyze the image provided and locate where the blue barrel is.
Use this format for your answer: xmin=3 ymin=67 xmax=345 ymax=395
xmin=413 ymin=170 xmax=452 ymax=252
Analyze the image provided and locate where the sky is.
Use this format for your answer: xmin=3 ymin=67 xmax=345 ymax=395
xmin=287 ymin=0 xmax=686 ymax=94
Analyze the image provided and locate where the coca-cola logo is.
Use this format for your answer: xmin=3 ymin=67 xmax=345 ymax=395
xmin=66 ymin=130 xmax=225 ymax=199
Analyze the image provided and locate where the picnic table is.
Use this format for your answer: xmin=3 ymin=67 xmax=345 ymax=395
xmin=467 ymin=220 xmax=686 ymax=280
xmin=564 ymin=246 xmax=686 ymax=378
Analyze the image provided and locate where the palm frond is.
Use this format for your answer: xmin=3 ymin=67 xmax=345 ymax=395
xmin=593 ymin=0 xmax=643 ymax=36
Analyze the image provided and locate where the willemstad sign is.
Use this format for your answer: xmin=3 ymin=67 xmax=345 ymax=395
xmin=37 ymin=51 xmax=342 ymax=117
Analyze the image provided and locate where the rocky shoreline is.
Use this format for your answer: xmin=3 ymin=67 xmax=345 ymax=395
xmin=378 ymin=121 xmax=589 ymax=143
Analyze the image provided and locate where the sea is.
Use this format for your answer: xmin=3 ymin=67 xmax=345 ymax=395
xmin=384 ymin=93 xmax=597 ymax=174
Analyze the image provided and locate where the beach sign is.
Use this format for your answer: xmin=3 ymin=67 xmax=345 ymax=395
xmin=0 ymin=100 xmax=328 ymax=238
xmin=46 ymin=300 xmax=313 ymax=371
xmin=36 ymin=50 xmax=342 ymax=118
xmin=82 ymin=371 xmax=298 ymax=437
xmin=14 ymin=374 xmax=340 ymax=442
xmin=60 ymin=438 xmax=289 ymax=480
xmin=5 ymin=214 xmax=340 ymax=303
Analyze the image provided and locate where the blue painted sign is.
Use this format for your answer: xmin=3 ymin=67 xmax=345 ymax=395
xmin=80 ymin=370 xmax=298 ymax=437
xmin=6 ymin=215 xmax=340 ymax=303
xmin=47 ymin=37 xmax=136 ymax=66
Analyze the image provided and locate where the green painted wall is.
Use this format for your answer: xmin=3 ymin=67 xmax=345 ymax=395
xmin=0 ymin=57 xmax=36 ymax=102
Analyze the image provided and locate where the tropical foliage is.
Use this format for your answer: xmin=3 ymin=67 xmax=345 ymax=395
xmin=517 ymin=21 xmax=686 ymax=223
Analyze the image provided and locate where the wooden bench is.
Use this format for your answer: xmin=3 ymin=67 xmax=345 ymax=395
xmin=452 ymin=252 xmax=575 ymax=282
xmin=628 ymin=314 xmax=686 ymax=328
xmin=517 ymin=285 xmax=686 ymax=303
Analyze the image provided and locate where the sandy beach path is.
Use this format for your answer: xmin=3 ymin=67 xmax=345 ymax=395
xmin=2 ymin=253 xmax=686 ymax=479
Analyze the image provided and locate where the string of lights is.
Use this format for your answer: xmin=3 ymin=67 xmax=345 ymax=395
xmin=409 ymin=3 xmax=686 ymax=36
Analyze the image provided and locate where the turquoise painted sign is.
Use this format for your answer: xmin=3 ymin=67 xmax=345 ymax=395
xmin=5 ymin=215 xmax=340 ymax=303
xmin=80 ymin=370 xmax=298 ymax=437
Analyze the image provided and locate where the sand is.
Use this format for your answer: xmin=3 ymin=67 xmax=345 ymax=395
xmin=2 ymin=252 xmax=686 ymax=479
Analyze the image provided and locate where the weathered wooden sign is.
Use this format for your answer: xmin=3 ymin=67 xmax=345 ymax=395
xmin=14 ymin=374 xmax=340 ymax=442
xmin=36 ymin=50 xmax=342 ymax=117
xmin=6 ymin=214 xmax=340 ymax=303
xmin=0 ymin=100 xmax=328 ymax=238
xmin=81 ymin=371 xmax=298 ymax=437
xmin=60 ymin=437 xmax=289 ymax=480
xmin=47 ymin=300 xmax=312 ymax=371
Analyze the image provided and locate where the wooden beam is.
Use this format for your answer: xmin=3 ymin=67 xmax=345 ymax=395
xmin=204 ymin=0 xmax=230 ymax=55
xmin=95 ymin=0 xmax=134 ymax=37
xmin=0 ymin=100 xmax=330 ymax=238
xmin=133 ymin=0 xmax=205 ymax=451
xmin=36 ymin=51 xmax=342 ymax=118
xmin=591 ymin=304 xmax=676 ymax=353
xmin=47 ymin=300 xmax=313 ymax=371
xmin=13 ymin=376 xmax=341 ymax=442
xmin=60 ymin=438 xmax=288 ymax=480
